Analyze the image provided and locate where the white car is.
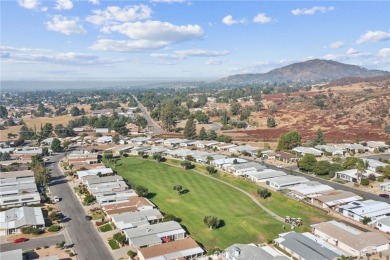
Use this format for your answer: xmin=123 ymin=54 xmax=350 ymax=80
xmin=53 ymin=196 xmax=60 ymax=202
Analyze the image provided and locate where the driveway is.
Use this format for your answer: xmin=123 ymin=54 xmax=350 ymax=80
xmin=0 ymin=234 xmax=65 ymax=252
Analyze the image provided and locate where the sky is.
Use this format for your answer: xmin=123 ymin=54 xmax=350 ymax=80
xmin=1 ymin=0 xmax=390 ymax=81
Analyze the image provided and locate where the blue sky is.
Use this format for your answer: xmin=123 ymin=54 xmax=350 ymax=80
xmin=1 ymin=0 xmax=389 ymax=81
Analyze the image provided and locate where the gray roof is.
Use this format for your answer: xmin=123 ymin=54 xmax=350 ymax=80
xmin=82 ymin=175 xmax=123 ymax=185
xmin=111 ymin=209 xmax=163 ymax=230
xmin=0 ymin=182 xmax=37 ymax=195
xmin=224 ymin=244 xmax=289 ymax=260
xmin=229 ymin=162 xmax=266 ymax=171
xmin=377 ymin=216 xmax=390 ymax=227
xmin=1 ymin=249 xmax=23 ymax=260
xmin=124 ymin=221 xmax=185 ymax=247
xmin=277 ymin=232 xmax=340 ymax=260
xmin=0 ymin=207 xmax=45 ymax=229
xmin=0 ymin=170 xmax=34 ymax=179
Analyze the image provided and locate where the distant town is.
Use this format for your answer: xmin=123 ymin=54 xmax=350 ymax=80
xmin=0 ymin=79 xmax=389 ymax=260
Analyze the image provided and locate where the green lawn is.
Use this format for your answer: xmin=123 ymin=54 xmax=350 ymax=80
xmin=115 ymin=158 xmax=285 ymax=249
xmin=99 ymin=223 xmax=113 ymax=232
xmin=108 ymin=239 xmax=119 ymax=250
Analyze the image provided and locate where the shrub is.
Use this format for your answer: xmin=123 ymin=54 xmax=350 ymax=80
xmin=378 ymin=176 xmax=384 ymax=182
xmin=48 ymin=225 xmax=61 ymax=232
xmin=21 ymin=226 xmax=41 ymax=235
xmin=127 ymin=250 xmax=137 ymax=258
xmin=360 ymin=179 xmax=370 ymax=186
xmin=44 ymin=245 xmax=49 ymax=249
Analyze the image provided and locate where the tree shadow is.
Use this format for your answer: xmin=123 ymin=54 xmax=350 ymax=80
xmin=179 ymin=189 xmax=190 ymax=195
xmin=188 ymin=165 xmax=195 ymax=170
xmin=146 ymin=193 xmax=157 ymax=199
xmin=217 ymin=219 xmax=226 ymax=229
xmin=160 ymin=157 xmax=167 ymax=162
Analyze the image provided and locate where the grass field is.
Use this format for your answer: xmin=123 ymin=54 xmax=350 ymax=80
xmin=108 ymin=239 xmax=119 ymax=250
xmin=115 ymin=157 xmax=299 ymax=250
xmin=99 ymin=223 xmax=113 ymax=232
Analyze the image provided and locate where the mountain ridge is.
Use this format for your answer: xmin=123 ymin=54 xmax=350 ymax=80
xmin=218 ymin=59 xmax=389 ymax=84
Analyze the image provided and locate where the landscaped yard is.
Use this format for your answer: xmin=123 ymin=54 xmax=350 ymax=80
xmin=115 ymin=157 xmax=291 ymax=249
xmin=99 ymin=223 xmax=113 ymax=232
xmin=108 ymin=239 xmax=119 ymax=250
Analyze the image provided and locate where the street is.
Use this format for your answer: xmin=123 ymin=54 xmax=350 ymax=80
xmin=0 ymin=234 xmax=65 ymax=252
xmin=47 ymin=154 xmax=113 ymax=260
xmin=133 ymin=95 xmax=164 ymax=136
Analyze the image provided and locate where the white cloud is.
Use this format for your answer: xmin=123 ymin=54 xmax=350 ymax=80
xmin=151 ymin=53 xmax=183 ymax=59
xmin=206 ymin=59 xmax=224 ymax=65
xmin=86 ymin=5 xmax=152 ymax=25
xmin=253 ymin=13 xmax=272 ymax=24
xmin=41 ymin=6 xmax=48 ymax=12
xmin=291 ymin=6 xmax=334 ymax=15
xmin=54 ymin=0 xmax=73 ymax=10
xmin=323 ymin=54 xmax=340 ymax=60
xmin=378 ymin=48 xmax=390 ymax=58
xmin=18 ymin=0 xmax=39 ymax=9
xmin=88 ymin=0 xmax=99 ymax=5
xmin=356 ymin=31 xmax=390 ymax=44
xmin=327 ymin=41 xmax=344 ymax=49
xmin=222 ymin=15 xmax=246 ymax=26
xmin=346 ymin=48 xmax=359 ymax=55
xmin=46 ymin=15 xmax=86 ymax=35
xmin=90 ymin=39 xmax=170 ymax=52
xmin=0 ymin=45 xmax=123 ymax=65
xmin=175 ymin=49 xmax=229 ymax=57
xmin=151 ymin=0 xmax=187 ymax=3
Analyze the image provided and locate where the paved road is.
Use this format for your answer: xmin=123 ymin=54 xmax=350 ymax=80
xmin=133 ymin=95 xmax=164 ymax=136
xmin=47 ymin=154 xmax=113 ymax=260
xmin=359 ymin=154 xmax=390 ymax=160
xmin=0 ymin=234 xmax=65 ymax=251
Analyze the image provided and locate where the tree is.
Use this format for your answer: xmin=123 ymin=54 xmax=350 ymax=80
xmin=256 ymin=149 xmax=263 ymax=158
xmin=257 ymin=188 xmax=271 ymax=199
xmin=203 ymin=215 xmax=221 ymax=229
xmin=221 ymin=111 xmax=228 ymax=125
xmin=135 ymin=185 xmax=149 ymax=197
xmin=103 ymin=150 xmax=113 ymax=160
xmin=230 ymin=102 xmax=241 ymax=116
xmin=362 ymin=217 xmax=372 ymax=225
xmin=160 ymin=101 xmax=177 ymax=132
xmin=163 ymin=213 xmax=178 ymax=222
xmin=313 ymin=160 xmax=332 ymax=175
xmin=113 ymin=232 xmax=126 ymax=246
xmin=298 ymin=154 xmax=317 ymax=172
xmin=360 ymin=179 xmax=369 ymax=186
xmin=208 ymin=130 xmax=217 ymax=140
xmin=0 ymin=105 xmax=8 ymax=118
xmin=277 ymin=130 xmax=302 ymax=151
xmin=183 ymin=117 xmax=197 ymax=140
xmin=239 ymin=109 xmax=251 ymax=121
xmin=70 ymin=106 xmax=81 ymax=116
xmin=185 ymin=155 xmax=194 ymax=161
xmin=267 ymin=116 xmax=276 ymax=128
xmin=83 ymin=193 xmax=95 ymax=204
xmin=19 ymin=125 xmax=35 ymax=140
xmin=41 ymin=123 xmax=53 ymax=138
xmin=0 ymin=152 xmax=11 ymax=161
xmin=313 ymin=128 xmax=326 ymax=145
xmin=51 ymin=138 xmax=63 ymax=153
xmin=153 ymin=153 xmax=162 ymax=162
xmin=180 ymin=160 xmax=192 ymax=169
xmin=112 ymin=134 xmax=120 ymax=144
xmin=173 ymin=185 xmax=183 ymax=194
xmin=206 ymin=166 xmax=217 ymax=174
xmin=199 ymin=127 xmax=208 ymax=140
xmin=127 ymin=250 xmax=137 ymax=259
xmin=42 ymin=147 xmax=49 ymax=157
xmin=384 ymin=124 xmax=390 ymax=135
xmin=216 ymin=135 xmax=232 ymax=143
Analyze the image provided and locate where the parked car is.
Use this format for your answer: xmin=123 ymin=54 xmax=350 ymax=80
xmin=84 ymin=215 xmax=92 ymax=221
xmin=379 ymin=194 xmax=389 ymax=199
xmin=14 ymin=238 xmax=28 ymax=243
xmin=53 ymin=196 xmax=61 ymax=203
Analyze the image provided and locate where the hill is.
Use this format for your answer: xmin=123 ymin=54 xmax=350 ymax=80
xmin=218 ymin=59 xmax=389 ymax=84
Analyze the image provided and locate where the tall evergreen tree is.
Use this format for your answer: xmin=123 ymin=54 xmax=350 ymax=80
xmin=183 ymin=118 xmax=197 ymax=139
xmin=313 ymin=128 xmax=325 ymax=145
xmin=208 ymin=130 xmax=217 ymax=140
xmin=267 ymin=116 xmax=276 ymax=128
xmin=199 ymin=127 xmax=208 ymax=140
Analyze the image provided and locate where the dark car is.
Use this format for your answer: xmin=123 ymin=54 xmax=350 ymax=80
xmin=379 ymin=194 xmax=389 ymax=199
xmin=14 ymin=238 xmax=28 ymax=243
xmin=84 ymin=215 xmax=92 ymax=221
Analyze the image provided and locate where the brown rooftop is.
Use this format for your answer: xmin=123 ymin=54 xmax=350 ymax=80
xmin=103 ymin=197 xmax=155 ymax=215
xmin=138 ymin=237 xmax=202 ymax=259
xmin=315 ymin=190 xmax=361 ymax=203
xmin=276 ymin=151 xmax=298 ymax=159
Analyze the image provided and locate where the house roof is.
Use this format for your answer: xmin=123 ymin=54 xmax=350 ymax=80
xmin=77 ymin=168 xmax=114 ymax=179
xmin=276 ymin=231 xmax=341 ymax=260
xmin=376 ymin=216 xmax=390 ymax=227
xmin=1 ymin=249 xmax=23 ymax=260
xmin=292 ymin=147 xmax=323 ymax=156
xmin=224 ymin=244 xmax=289 ymax=260
xmin=124 ymin=221 xmax=185 ymax=247
xmin=314 ymin=190 xmax=363 ymax=206
xmin=314 ymin=221 xmax=389 ymax=251
xmin=103 ymin=197 xmax=155 ymax=215
xmin=0 ymin=170 xmax=34 ymax=179
xmin=212 ymin=158 xmax=248 ymax=165
xmin=269 ymin=176 xmax=309 ymax=186
xmin=275 ymin=151 xmax=298 ymax=160
xmin=111 ymin=209 xmax=163 ymax=230
xmin=0 ymin=207 xmax=45 ymax=230
xmin=0 ymin=159 xmax=31 ymax=166
xmin=229 ymin=162 xmax=266 ymax=171
xmin=138 ymin=237 xmax=204 ymax=260
xmin=247 ymin=170 xmax=287 ymax=180
xmin=287 ymin=181 xmax=334 ymax=196
xmin=340 ymin=200 xmax=390 ymax=218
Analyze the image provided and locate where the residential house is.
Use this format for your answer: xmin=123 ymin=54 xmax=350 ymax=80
xmin=129 ymin=146 xmax=151 ymax=156
xmin=335 ymin=143 xmax=367 ymax=153
xmin=287 ymin=181 xmax=334 ymax=200
xmin=137 ymin=237 xmax=204 ymax=260
xmin=223 ymin=243 xmax=289 ymax=260
xmin=375 ymin=217 xmax=390 ymax=234
xmin=96 ymin=190 xmax=138 ymax=205
xmin=95 ymin=136 xmax=112 ymax=144
xmin=196 ymin=141 xmax=219 ymax=149
xmin=311 ymin=190 xmax=363 ymax=211
xmin=1 ymin=249 xmax=23 ymax=260
xmin=124 ymin=221 xmax=186 ymax=248
xmin=77 ymin=167 xmax=114 ymax=179
xmin=95 ymin=128 xmax=109 ymax=133
xmin=380 ymin=182 xmax=390 ymax=192
xmin=144 ymin=146 xmax=168 ymax=156
xmin=129 ymin=137 xmax=151 ymax=145
xmin=216 ymin=144 xmax=237 ymax=151
xmin=211 ymin=158 xmax=248 ymax=169
xmin=313 ymin=220 xmax=389 ymax=257
xmin=163 ymin=138 xmax=186 ymax=146
xmin=103 ymin=197 xmax=155 ymax=216
xmin=0 ymin=207 xmax=45 ymax=236
xmin=246 ymin=169 xmax=287 ymax=183
xmin=110 ymin=209 xmax=163 ymax=230
xmin=336 ymin=169 xmax=376 ymax=183
xmin=0 ymin=182 xmax=40 ymax=207
xmin=362 ymin=158 xmax=388 ymax=172
xmin=292 ymin=147 xmax=323 ymax=157
xmin=274 ymin=152 xmax=300 ymax=163
xmin=227 ymin=162 xmax=267 ymax=176
xmin=179 ymin=140 xmax=198 ymax=147
xmin=339 ymin=200 xmax=390 ymax=223
xmin=274 ymin=231 xmax=343 ymax=260
xmin=266 ymin=176 xmax=310 ymax=190
xmin=105 ymin=144 xmax=135 ymax=156
xmin=366 ymin=141 xmax=389 ymax=152
xmin=315 ymin=145 xmax=344 ymax=156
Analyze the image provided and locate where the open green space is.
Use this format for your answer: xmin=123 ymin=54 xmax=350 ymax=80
xmin=115 ymin=157 xmax=285 ymax=249
xmin=108 ymin=239 xmax=120 ymax=250
xmin=99 ymin=223 xmax=113 ymax=232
